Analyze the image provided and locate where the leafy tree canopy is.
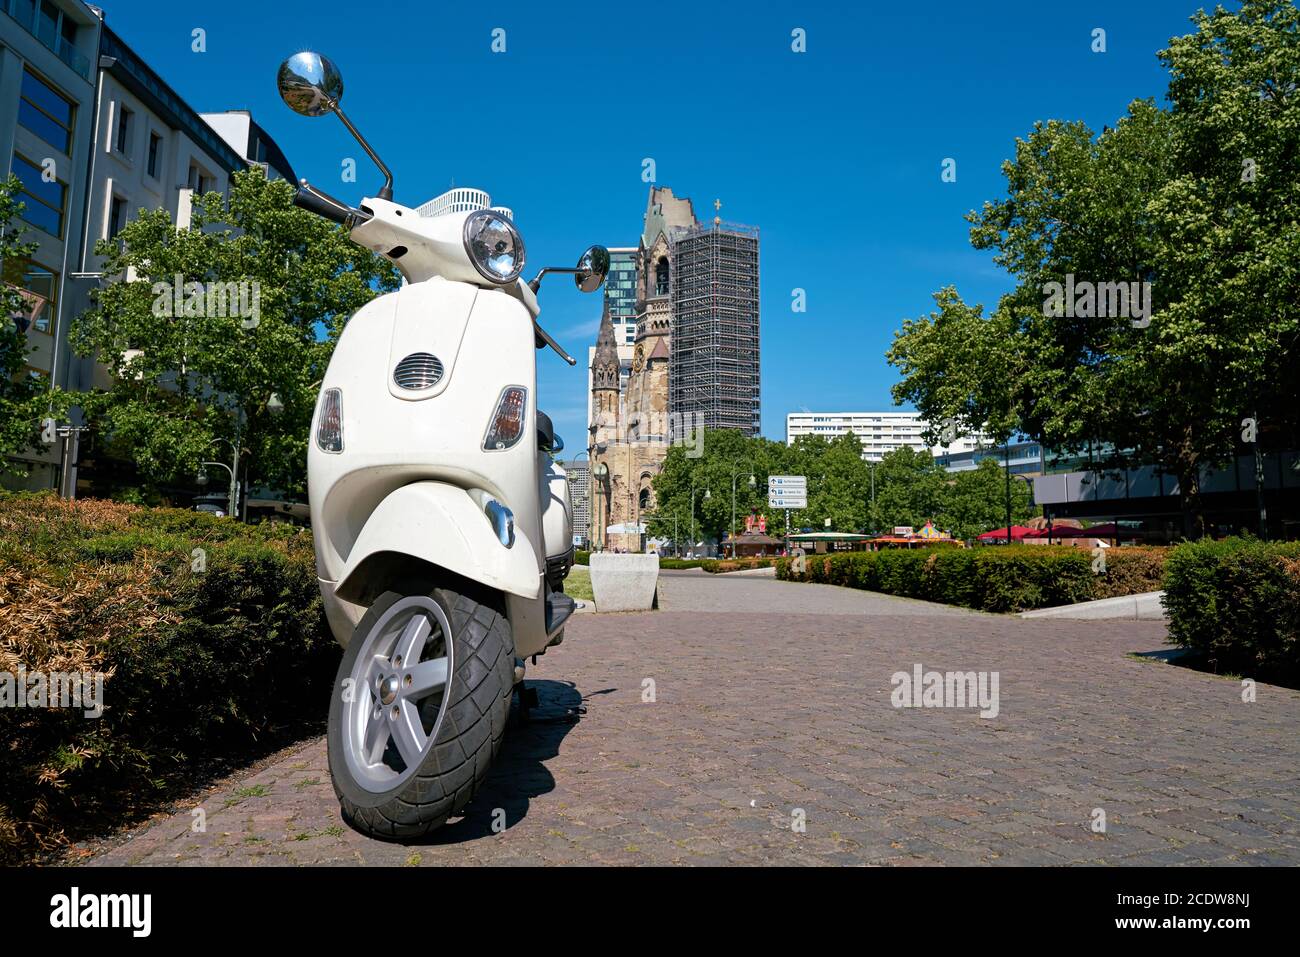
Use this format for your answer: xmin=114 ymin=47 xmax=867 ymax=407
xmin=645 ymin=428 xmax=1033 ymax=547
xmin=887 ymin=0 xmax=1300 ymax=536
xmin=70 ymin=169 xmax=400 ymax=497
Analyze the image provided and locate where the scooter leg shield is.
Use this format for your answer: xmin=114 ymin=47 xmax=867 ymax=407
xmin=334 ymin=481 xmax=542 ymax=609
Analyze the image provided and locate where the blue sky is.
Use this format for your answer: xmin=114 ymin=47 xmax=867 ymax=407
xmin=103 ymin=0 xmax=1209 ymax=448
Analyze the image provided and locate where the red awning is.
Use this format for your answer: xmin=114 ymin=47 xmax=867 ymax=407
xmin=977 ymin=525 xmax=1035 ymax=541
xmin=1024 ymin=524 xmax=1088 ymax=539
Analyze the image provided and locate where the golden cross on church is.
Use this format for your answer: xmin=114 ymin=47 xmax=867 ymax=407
xmin=713 ymin=198 xmax=722 ymax=224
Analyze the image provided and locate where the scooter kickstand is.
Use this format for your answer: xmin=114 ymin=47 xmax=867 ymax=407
xmin=515 ymin=682 xmax=539 ymax=723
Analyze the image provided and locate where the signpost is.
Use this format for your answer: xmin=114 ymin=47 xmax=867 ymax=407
xmin=767 ymin=475 xmax=807 ymax=509
xmin=768 ymin=476 xmax=806 ymax=536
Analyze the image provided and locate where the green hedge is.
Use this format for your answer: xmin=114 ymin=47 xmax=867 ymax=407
xmin=701 ymin=557 xmax=776 ymax=574
xmin=1092 ymin=547 xmax=1168 ymax=599
xmin=1163 ymin=537 xmax=1300 ymax=684
xmin=0 ymin=492 xmax=336 ymax=863
xmin=775 ymin=546 xmax=1096 ymax=612
xmin=575 ymin=551 xmax=713 ymax=570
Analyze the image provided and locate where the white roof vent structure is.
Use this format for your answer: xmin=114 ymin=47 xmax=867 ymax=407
xmin=416 ymin=187 xmax=514 ymax=222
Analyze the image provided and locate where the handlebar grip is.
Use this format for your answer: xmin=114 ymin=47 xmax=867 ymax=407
xmin=293 ymin=181 xmax=365 ymax=226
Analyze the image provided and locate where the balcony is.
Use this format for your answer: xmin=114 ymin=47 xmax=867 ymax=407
xmin=4 ymin=0 xmax=92 ymax=80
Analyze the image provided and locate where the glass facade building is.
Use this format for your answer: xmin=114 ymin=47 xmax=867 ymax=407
xmin=603 ymin=247 xmax=638 ymax=345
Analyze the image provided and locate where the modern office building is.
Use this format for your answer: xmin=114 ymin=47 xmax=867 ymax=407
xmin=786 ymin=411 xmax=986 ymax=463
xmin=1033 ymin=451 xmax=1300 ymax=543
xmin=603 ymin=245 xmax=637 ymax=346
xmin=1 ymin=0 xmax=103 ymax=488
xmin=668 ymin=213 xmax=760 ymax=436
xmin=560 ymin=458 xmax=591 ymax=546
xmin=934 ymin=440 xmax=1045 ymax=476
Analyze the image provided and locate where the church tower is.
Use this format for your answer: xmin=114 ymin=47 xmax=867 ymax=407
xmin=590 ymin=300 xmax=621 ymax=449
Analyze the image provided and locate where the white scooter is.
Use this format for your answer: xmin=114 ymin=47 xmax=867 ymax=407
xmin=277 ymin=52 xmax=606 ymax=839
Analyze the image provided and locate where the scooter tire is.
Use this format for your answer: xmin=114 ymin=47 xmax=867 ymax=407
xmin=327 ymin=585 xmax=514 ymax=839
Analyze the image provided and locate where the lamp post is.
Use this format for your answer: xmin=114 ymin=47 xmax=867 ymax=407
xmin=1005 ymin=441 xmax=1012 ymax=545
xmin=592 ymin=460 xmax=609 ymax=551
xmin=868 ymin=459 xmax=877 ymax=534
xmin=690 ymin=484 xmax=711 ymax=558
xmin=197 ymin=459 xmax=236 ymax=517
xmin=1003 ymin=451 xmax=1034 ymax=545
xmin=730 ymin=463 xmax=756 ymax=552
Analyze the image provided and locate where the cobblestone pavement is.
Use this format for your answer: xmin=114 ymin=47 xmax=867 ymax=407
xmin=87 ymin=573 xmax=1300 ymax=866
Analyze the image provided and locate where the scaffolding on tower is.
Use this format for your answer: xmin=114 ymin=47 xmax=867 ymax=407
xmin=667 ymin=219 xmax=761 ymax=437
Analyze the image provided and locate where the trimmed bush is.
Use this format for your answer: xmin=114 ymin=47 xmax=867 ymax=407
xmin=701 ymin=557 xmax=775 ymax=573
xmin=1092 ymin=547 xmax=1168 ymax=599
xmin=1163 ymin=537 xmax=1300 ymax=684
xmin=0 ymin=492 xmax=336 ymax=863
xmin=776 ymin=546 xmax=1095 ymax=612
xmin=574 ymin=549 xmax=590 ymax=565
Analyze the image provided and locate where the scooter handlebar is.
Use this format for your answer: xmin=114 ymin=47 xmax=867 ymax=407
xmin=293 ymin=179 xmax=369 ymax=227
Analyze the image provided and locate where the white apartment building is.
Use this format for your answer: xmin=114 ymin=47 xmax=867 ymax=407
xmin=199 ymin=110 xmax=295 ymax=183
xmin=3 ymin=5 xmax=297 ymax=493
xmin=61 ymin=21 xmax=251 ymax=400
xmin=785 ymin=411 xmax=985 ymax=463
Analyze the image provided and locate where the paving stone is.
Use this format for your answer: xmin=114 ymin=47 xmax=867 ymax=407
xmin=82 ymin=572 xmax=1300 ymax=866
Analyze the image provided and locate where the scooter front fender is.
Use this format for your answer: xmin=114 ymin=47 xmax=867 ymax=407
xmin=336 ymin=481 xmax=542 ymax=604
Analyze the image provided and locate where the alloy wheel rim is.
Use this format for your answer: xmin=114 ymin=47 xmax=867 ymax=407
xmin=342 ymin=595 xmax=453 ymax=792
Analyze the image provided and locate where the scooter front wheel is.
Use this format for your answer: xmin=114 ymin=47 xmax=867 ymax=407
xmin=326 ymin=585 xmax=514 ymax=839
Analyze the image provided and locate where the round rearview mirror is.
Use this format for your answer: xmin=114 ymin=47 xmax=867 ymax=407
xmin=574 ymin=245 xmax=610 ymax=293
xmin=277 ymin=51 xmax=344 ymax=117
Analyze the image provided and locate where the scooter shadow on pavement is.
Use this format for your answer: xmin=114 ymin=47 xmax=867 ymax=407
xmin=408 ymin=679 xmax=609 ymax=845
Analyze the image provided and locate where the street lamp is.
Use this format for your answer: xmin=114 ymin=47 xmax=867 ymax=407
xmin=197 ymin=460 xmax=236 ymax=517
xmin=1001 ymin=440 xmax=1034 ymax=545
xmin=592 ymin=460 xmax=609 ymax=551
xmin=690 ymin=484 xmax=711 ymax=558
xmin=730 ymin=463 xmax=757 ymax=550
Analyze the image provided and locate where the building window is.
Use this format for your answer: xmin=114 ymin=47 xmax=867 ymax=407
xmin=2 ymin=257 xmax=58 ymax=335
xmin=11 ymin=152 xmax=67 ymax=237
xmin=655 ymin=257 xmax=669 ymax=296
xmin=146 ymin=132 xmax=162 ymax=178
xmin=17 ymin=68 xmax=75 ymax=154
xmin=114 ymin=104 xmax=133 ymax=156
xmin=639 ymin=488 xmax=651 ymax=511
xmin=187 ymin=161 xmax=212 ymax=195
xmin=108 ymin=196 xmax=127 ymax=239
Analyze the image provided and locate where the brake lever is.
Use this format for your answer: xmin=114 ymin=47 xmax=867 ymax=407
xmin=533 ymin=321 xmax=577 ymax=366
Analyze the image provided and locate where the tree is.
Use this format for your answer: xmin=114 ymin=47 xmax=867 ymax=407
xmin=646 ymin=429 xmax=791 ymax=547
xmin=888 ymin=0 xmax=1300 ymax=538
xmin=70 ymin=169 xmax=400 ymax=499
xmin=0 ymin=175 xmax=59 ymax=475
xmin=643 ymin=428 xmax=1029 ymax=548
xmin=869 ymin=446 xmax=947 ymax=532
xmin=938 ymin=458 xmax=1035 ymax=541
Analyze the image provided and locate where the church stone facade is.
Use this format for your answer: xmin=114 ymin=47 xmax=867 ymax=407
xmin=589 ymin=186 xmax=697 ymax=552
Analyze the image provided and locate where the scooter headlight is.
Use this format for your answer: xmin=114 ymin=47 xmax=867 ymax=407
xmin=463 ymin=210 xmax=525 ymax=284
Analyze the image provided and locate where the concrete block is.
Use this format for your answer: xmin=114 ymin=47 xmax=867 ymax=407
xmin=589 ymin=554 xmax=659 ymax=612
